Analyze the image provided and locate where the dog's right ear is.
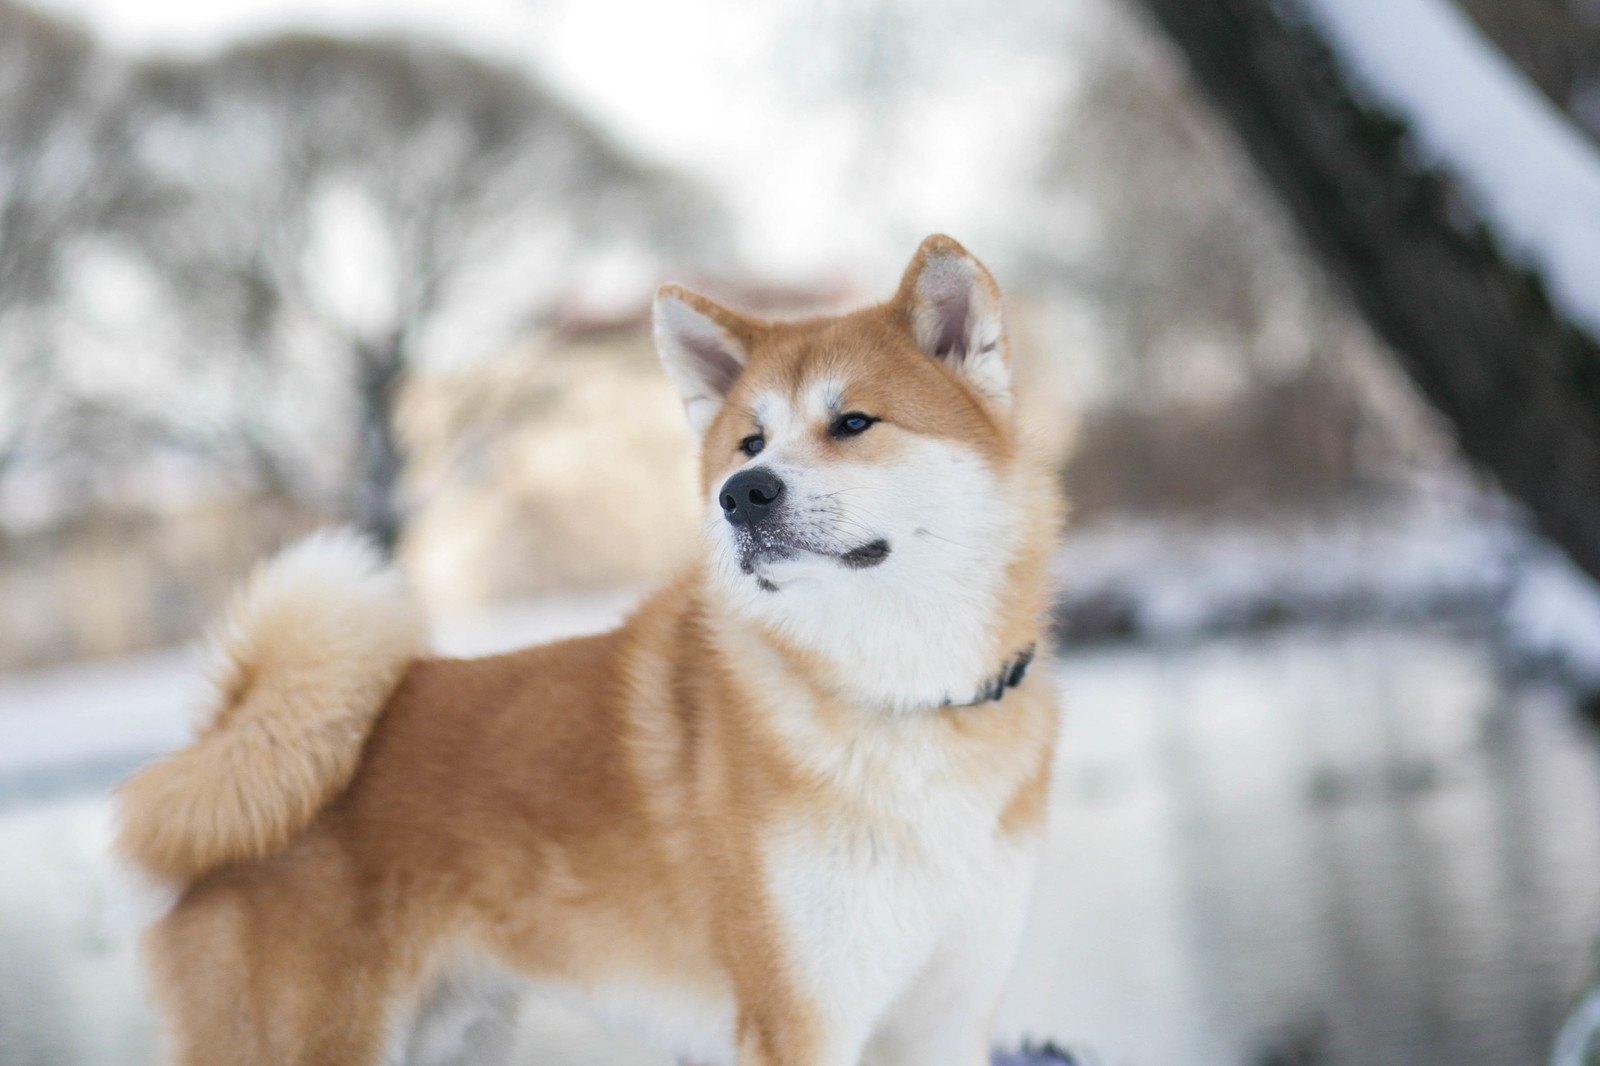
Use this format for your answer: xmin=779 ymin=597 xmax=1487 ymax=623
xmin=654 ymin=285 xmax=763 ymax=437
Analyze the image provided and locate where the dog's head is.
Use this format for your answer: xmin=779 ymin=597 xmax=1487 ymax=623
xmin=654 ymin=235 xmax=1053 ymax=708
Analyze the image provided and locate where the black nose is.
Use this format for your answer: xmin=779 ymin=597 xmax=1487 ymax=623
xmin=720 ymin=468 xmax=785 ymax=526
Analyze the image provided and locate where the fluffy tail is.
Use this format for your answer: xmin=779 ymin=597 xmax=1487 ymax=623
xmin=116 ymin=529 xmax=426 ymax=886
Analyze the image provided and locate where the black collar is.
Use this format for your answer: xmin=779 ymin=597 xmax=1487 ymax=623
xmin=942 ymin=644 xmax=1036 ymax=708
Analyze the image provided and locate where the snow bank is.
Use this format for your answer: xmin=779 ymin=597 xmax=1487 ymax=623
xmin=1053 ymin=506 xmax=1519 ymax=642
xmin=1298 ymin=0 xmax=1600 ymax=340
xmin=1053 ymin=499 xmax=1600 ymax=696
xmin=1500 ymin=546 xmax=1600 ymax=689
xmin=0 ymin=650 xmax=199 ymax=801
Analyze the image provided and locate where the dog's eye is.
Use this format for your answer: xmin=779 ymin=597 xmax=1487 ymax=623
xmin=832 ymin=413 xmax=877 ymax=438
xmin=739 ymin=434 xmax=765 ymax=457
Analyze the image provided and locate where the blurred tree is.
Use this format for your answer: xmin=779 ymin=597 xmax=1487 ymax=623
xmin=0 ymin=2 xmax=133 ymax=483
xmin=1130 ymin=0 xmax=1600 ymax=587
xmin=0 ymin=6 xmax=718 ymax=553
xmin=114 ymin=36 xmax=713 ymax=552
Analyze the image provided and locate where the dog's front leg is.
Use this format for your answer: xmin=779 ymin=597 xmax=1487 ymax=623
xmin=861 ymin=841 xmax=1042 ymax=1066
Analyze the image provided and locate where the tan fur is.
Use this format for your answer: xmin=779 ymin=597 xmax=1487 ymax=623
xmin=129 ymin=236 xmax=1063 ymax=1066
xmin=116 ymin=530 xmax=426 ymax=885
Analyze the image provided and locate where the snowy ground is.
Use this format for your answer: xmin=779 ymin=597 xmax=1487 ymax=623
xmin=4 ymin=552 xmax=1600 ymax=1065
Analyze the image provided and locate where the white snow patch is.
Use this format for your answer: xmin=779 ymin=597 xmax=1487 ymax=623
xmin=1501 ymin=545 xmax=1600 ymax=688
xmin=0 ymin=649 xmax=202 ymax=788
xmin=1053 ymin=505 xmax=1521 ymax=640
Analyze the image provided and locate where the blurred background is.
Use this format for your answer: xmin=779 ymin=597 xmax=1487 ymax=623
xmin=5 ymin=0 xmax=1600 ymax=1063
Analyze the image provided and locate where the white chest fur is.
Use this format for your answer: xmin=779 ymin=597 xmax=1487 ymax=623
xmin=759 ymin=703 xmax=1019 ymax=1063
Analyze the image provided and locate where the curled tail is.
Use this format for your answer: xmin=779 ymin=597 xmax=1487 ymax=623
xmin=116 ymin=529 xmax=426 ymax=886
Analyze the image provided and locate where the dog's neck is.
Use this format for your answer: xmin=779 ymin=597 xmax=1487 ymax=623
xmin=700 ymin=543 xmax=1051 ymax=714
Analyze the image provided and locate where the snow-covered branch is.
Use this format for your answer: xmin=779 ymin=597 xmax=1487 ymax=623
xmin=1300 ymin=0 xmax=1600 ymax=341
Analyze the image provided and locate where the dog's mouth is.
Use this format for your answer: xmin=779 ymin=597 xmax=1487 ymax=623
xmin=837 ymin=539 xmax=891 ymax=569
xmin=736 ymin=531 xmax=892 ymax=585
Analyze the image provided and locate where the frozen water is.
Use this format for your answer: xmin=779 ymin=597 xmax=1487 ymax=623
xmin=4 ymin=614 xmax=1600 ymax=1065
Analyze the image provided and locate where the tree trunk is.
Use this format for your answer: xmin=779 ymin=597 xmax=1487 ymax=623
xmin=1129 ymin=0 xmax=1600 ymax=585
xmin=354 ymin=334 xmax=405 ymax=557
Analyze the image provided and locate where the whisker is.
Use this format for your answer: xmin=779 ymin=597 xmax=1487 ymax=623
xmin=914 ymin=528 xmax=979 ymax=551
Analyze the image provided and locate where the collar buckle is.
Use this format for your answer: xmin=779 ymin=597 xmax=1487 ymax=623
xmin=943 ymin=643 xmax=1036 ymax=709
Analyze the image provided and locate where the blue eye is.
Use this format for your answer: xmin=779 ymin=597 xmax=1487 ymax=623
xmin=740 ymin=434 xmax=765 ymax=457
xmin=833 ymin=413 xmax=876 ymax=438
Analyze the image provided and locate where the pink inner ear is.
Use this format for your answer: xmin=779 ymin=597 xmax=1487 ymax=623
xmin=684 ymin=331 xmax=743 ymax=396
xmin=919 ymin=261 xmax=975 ymax=363
xmin=931 ymin=286 xmax=972 ymax=361
xmin=660 ymin=295 xmax=747 ymax=397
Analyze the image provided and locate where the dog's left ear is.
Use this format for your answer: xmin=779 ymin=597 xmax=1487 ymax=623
xmin=654 ymin=285 xmax=765 ymax=437
xmin=895 ymin=234 xmax=1011 ymax=407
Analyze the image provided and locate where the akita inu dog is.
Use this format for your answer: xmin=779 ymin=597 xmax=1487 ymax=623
xmin=115 ymin=234 xmax=1062 ymax=1066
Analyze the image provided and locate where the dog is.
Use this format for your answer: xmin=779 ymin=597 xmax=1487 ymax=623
xmin=115 ymin=234 xmax=1063 ymax=1066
